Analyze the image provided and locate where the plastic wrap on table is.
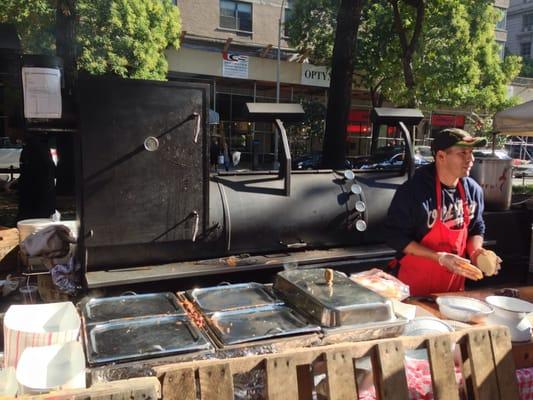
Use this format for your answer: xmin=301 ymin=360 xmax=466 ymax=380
xmin=234 ymin=366 xmax=266 ymax=400
xmin=350 ymin=268 xmax=410 ymax=301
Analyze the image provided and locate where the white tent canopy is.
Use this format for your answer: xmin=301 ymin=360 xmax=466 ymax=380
xmin=493 ymin=100 xmax=533 ymax=136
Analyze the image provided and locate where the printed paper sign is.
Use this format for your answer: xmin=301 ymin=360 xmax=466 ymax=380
xmin=222 ymin=52 xmax=249 ymax=79
xmin=22 ymin=67 xmax=62 ymax=119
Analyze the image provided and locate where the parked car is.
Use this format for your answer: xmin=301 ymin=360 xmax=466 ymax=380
xmin=292 ymin=152 xmax=352 ymax=170
xmin=0 ymin=138 xmax=22 ymax=181
xmin=352 ymin=149 xmax=429 ymax=171
xmin=414 ymin=145 xmax=434 ymax=163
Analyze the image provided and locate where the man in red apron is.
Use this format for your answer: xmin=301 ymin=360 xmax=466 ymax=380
xmin=385 ymin=128 xmax=502 ymax=296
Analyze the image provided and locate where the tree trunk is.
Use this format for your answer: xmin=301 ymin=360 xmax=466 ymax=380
xmin=321 ymin=0 xmax=365 ymax=169
xmin=56 ymin=0 xmax=77 ymax=94
xmin=55 ymin=0 xmax=77 ymax=195
xmin=390 ymin=0 xmax=425 ymax=107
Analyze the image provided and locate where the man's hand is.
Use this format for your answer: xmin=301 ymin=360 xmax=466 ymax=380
xmin=437 ymin=252 xmax=483 ymax=280
xmin=471 ymin=248 xmax=502 ymax=276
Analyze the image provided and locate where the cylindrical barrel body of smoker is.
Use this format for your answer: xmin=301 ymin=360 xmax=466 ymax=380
xmin=213 ymin=171 xmax=405 ymax=254
xmin=470 ymin=156 xmax=513 ymax=211
xmin=84 ymin=171 xmax=405 ymax=267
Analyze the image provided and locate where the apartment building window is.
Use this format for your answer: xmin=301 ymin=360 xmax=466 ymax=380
xmin=521 ymin=42 xmax=531 ymax=58
xmin=284 ymin=0 xmax=293 ymax=37
xmin=524 ymin=14 xmax=533 ymax=32
xmin=495 ymin=7 xmax=506 ymax=31
xmin=220 ymin=0 xmax=252 ymax=32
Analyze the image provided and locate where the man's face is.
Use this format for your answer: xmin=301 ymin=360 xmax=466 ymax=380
xmin=438 ymin=146 xmax=475 ymax=178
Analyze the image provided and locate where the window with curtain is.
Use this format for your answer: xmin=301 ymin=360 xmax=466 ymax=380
xmin=220 ymin=0 xmax=252 ymax=32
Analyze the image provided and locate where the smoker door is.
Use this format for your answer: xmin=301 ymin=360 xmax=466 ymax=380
xmin=78 ymin=76 xmax=209 ymax=268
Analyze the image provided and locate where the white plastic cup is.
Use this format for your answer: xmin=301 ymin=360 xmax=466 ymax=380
xmin=19 ymin=286 xmax=38 ymax=304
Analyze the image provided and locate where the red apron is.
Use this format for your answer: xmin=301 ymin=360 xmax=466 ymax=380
xmin=398 ymin=175 xmax=470 ymax=296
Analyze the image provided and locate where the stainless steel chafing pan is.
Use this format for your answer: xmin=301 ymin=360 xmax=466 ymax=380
xmin=273 ymin=268 xmax=395 ymax=328
xmin=186 ymin=282 xmax=283 ymax=314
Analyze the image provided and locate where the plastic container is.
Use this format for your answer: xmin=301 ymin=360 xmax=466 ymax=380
xmin=19 ymin=285 xmax=38 ymax=304
xmin=17 ymin=219 xmax=78 ymax=242
xmin=16 ymin=341 xmax=85 ymax=393
xmin=3 ymin=302 xmax=80 ymax=368
xmin=436 ymin=296 xmax=493 ymax=323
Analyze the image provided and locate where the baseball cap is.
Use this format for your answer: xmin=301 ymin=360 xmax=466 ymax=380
xmin=431 ymin=128 xmax=487 ymax=154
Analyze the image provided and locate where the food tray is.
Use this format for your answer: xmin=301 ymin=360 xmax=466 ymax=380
xmin=273 ymin=269 xmax=395 ymax=327
xmin=186 ymin=283 xmax=283 ymax=314
xmin=208 ymin=304 xmax=320 ymax=345
xmin=81 ymin=292 xmax=185 ymax=323
xmin=84 ymin=315 xmax=211 ymax=365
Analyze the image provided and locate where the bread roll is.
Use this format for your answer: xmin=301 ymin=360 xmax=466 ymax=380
xmin=476 ymin=250 xmax=499 ymax=276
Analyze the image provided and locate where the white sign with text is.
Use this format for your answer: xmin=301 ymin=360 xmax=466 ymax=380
xmin=22 ymin=67 xmax=62 ymax=119
xmin=222 ymin=52 xmax=249 ymax=79
xmin=301 ymin=64 xmax=331 ymax=87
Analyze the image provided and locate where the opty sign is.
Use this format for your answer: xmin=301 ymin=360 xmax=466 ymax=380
xmin=301 ymin=64 xmax=331 ymax=87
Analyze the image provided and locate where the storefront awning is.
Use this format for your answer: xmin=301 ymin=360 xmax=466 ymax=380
xmin=494 ymin=100 xmax=533 ymax=136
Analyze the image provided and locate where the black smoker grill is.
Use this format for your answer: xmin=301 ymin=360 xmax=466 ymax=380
xmin=76 ymin=76 xmax=531 ymax=289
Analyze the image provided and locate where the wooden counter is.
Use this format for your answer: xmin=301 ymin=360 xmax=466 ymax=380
xmin=406 ymin=286 xmax=533 ymax=369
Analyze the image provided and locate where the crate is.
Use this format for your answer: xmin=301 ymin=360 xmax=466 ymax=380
xmin=155 ymin=326 xmax=519 ymax=400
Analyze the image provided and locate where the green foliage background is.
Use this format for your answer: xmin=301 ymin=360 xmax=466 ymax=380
xmin=0 ymin=0 xmax=181 ymax=80
xmin=287 ymin=0 xmax=521 ymax=113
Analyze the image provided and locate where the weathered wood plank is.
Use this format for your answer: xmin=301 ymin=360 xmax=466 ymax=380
xmin=426 ymin=335 xmax=459 ymax=400
xmin=489 ymin=327 xmax=520 ymax=400
xmin=155 ymin=327 xmax=495 ymax=377
xmin=373 ymin=340 xmax=409 ymax=400
xmin=32 ymin=377 xmax=161 ymax=400
xmin=466 ymin=329 xmax=500 ymax=400
xmin=266 ymin=356 xmax=298 ymax=400
xmin=325 ymin=350 xmax=357 ymax=400
xmin=198 ymin=364 xmax=233 ymax=400
xmin=162 ymin=369 xmax=196 ymax=400
xmin=296 ymin=364 xmax=314 ymax=400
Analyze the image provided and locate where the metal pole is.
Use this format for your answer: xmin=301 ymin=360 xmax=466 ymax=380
xmin=274 ymin=0 xmax=285 ymax=169
xmin=276 ymin=0 xmax=285 ymax=103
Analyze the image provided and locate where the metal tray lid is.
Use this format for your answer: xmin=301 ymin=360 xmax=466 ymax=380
xmin=208 ymin=304 xmax=320 ymax=346
xmin=85 ymin=315 xmax=211 ymax=365
xmin=275 ymin=269 xmax=389 ymax=310
xmin=81 ymin=292 xmax=185 ymax=324
xmin=186 ymin=283 xmax=283 ymax=314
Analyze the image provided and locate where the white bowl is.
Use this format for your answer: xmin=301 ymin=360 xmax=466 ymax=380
xmin=436 ymin=296 xmax=493 ymax=323
xmin=403 ymin=317 xmax=453 ymax=336
xmin=403 ymin=318 xmax=454 ymax=360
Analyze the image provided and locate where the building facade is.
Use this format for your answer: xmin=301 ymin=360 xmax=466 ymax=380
xmin=170 ymin=0 xmax=336 ymax=170
xmin=507 ymin=0 xmax=533 ymax=59
xmin=169 ymin=0 xmax=511 ymax=168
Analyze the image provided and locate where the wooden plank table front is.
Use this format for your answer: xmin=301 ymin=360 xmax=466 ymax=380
xmin=406 ymin=286 xmax=533 ymax=369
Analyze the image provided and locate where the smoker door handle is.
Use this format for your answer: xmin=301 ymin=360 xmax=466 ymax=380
xmin=191 ymin=210 xmax=199 ymax=242
xmin=193 ymin=112 xmax=201 ymax=143
xmin=281 ymin=241 xmax=307 ymax=249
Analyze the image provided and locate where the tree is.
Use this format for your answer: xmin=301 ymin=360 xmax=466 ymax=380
xmin=321 ymin=0 xmax=366 ymax=168
xmin=288 ymin=0 xmax=521 ymax=111
xmin=0 ymin=0 xmax=181 ymax=80
xmin=388 ymin=0 xmax=425 ymax=107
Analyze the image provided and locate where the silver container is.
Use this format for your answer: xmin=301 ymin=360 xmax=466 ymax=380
xmin=273 ymin=269 xmax=395 ymax=328
xmin=471 ymin=153 xmax=512 ymax=211
xmin=208 ymin=304 xmax=320 ymax=346
xmin=80 ymin=292 xmax=185 ymax=324
xmin=186 ymin=283 xmax=282 ymax=314
xmin=85 ymin=315 xmax=211 ymax=365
